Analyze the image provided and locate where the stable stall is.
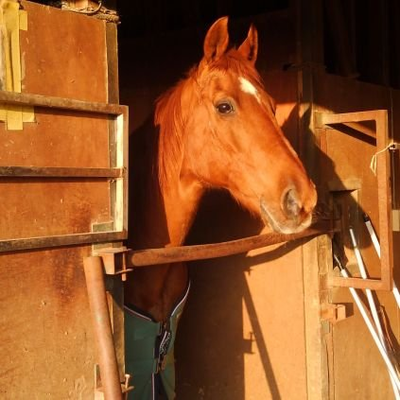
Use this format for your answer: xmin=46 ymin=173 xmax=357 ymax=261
xmin=0 ymin=1 xmax=399 ymax=399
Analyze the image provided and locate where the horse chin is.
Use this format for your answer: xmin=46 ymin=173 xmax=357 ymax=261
xmin=260 ymin=199 xmax=312 ymax=234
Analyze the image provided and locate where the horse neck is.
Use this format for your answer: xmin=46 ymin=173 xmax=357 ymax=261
xmin=131 ymin=165 xmax=202 ymax=249
xmin=161 ymin=179 xmax=204 ymax=245
xmin=126 ymin=123 xmax=203 ymax=321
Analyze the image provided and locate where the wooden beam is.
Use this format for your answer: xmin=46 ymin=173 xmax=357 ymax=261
xmin=329 ymin=276 xmax=388 ymax=291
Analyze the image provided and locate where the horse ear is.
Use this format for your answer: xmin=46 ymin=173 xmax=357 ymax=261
xmin=203 ymin=16 xmax=229 ymax=63
xmin=238 ymin=24 xmax=258 ymax=65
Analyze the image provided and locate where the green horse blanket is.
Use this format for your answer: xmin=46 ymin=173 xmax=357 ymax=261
xmin=124 ymin=283 xmax=190 ymax=399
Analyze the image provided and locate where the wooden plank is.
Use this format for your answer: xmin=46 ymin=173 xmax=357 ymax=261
xmin=106 ymin=23 xmax=120 ymax=104
xmin=0 ymin=166 xmax=123 ymax=178
xmin=318 ymin=109 xmax=387 ymax=125
xmin=105 ymin=21 xmax=126 ymax=384
xmin=302 ymin=235 xmax=330 ymax=400
xmin=295 ymin=5 xmax=328 ymax=394
xmin=375 ymin=110 xmax=393 ymax=290
xmin=391 ymin=89 xmax=400 ymax=287
xmin=0 ymin=179 xmax=114 ymax=239
xmin=21 ymin=0 xmax=107 ymax=103
xmin=0 ymin=110 xmax=110 ymax=168
xmin=0 ymin=246 xmax=96 ymax=398
xmin=114 ymin=113 xmax=129 ymax=233
xmin=329 ymin=276 xmax=388 ymax=290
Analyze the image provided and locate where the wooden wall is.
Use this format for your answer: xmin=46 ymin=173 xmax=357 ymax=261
xmin=0 ymin=2 xmax=112 ymax=397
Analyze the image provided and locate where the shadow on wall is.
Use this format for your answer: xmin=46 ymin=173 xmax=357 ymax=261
xmin=176 ymin=193 xmax=309 ymax=400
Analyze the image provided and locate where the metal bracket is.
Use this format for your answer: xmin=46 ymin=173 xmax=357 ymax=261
xmin=321 ymin=304 xmax=348 ymax=324
xmin=95 ymin=246 xmax=133 ymax=281
xmin=94 ymin=364 xmax=134 ymax=399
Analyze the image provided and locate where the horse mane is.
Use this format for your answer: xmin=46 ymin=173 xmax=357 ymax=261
xmin=154 ymin=48 xmax=263 ymax=190
xmin=154 ymin=74 xmax=189 ymax=190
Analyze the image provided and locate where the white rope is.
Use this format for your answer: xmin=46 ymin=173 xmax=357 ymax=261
xmin=370 ymin=142 xmax=398 ymax=175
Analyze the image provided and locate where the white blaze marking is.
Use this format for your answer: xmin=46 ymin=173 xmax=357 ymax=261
xmin=239 ymin=77 xmax=261 ymax=103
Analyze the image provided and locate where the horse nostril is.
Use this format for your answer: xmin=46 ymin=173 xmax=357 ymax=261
xmin=283 ymin=188 xmax=301 ymax=219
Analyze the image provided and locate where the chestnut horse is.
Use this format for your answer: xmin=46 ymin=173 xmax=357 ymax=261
xmin=125 ymin=17 xmax=317 ymax=399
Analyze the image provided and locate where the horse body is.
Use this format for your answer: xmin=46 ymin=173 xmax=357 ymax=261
xmin=125 ymin=16 xmax=317 ymax=397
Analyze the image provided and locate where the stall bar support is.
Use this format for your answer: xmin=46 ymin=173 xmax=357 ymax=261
xmin=128 ymin=222 xmax=331 ymax=268
xmin=84 ymin=256 xmax=123 ymax=400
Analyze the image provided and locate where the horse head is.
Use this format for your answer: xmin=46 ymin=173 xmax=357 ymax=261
xmin=155 ymin=17 xmax=317 ymax=235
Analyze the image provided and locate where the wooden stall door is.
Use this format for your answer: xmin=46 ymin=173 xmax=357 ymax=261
xmin=312 ymin=72 xmax=400 ymax=400
xmin=0 ymin=2 xmax=126 ymax=399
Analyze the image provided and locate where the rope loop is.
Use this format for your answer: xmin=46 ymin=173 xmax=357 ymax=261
xmin=370 ymin=142 xmax=399 ymax=175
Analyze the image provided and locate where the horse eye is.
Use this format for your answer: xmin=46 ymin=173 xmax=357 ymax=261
xmin=216 ymin=101 xmax=234 ymax=115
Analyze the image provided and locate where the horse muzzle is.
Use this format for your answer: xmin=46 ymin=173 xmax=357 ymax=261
xmin=260 ymin=185 xmax=317 ymax=234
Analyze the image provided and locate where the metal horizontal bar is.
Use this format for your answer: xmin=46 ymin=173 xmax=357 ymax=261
xmin=0 ymin=231 xmax=127 ymax=253
xmin=0 ymin=166 xmax=124 ymax=178
xmin=0 ymin=90 xmax=127 ymax=116
xmin=129 ymin=221 xmax=331 ymax=267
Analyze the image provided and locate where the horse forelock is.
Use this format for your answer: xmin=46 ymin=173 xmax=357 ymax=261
xmin=203 ymin=49 xmax=263 ymax=90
